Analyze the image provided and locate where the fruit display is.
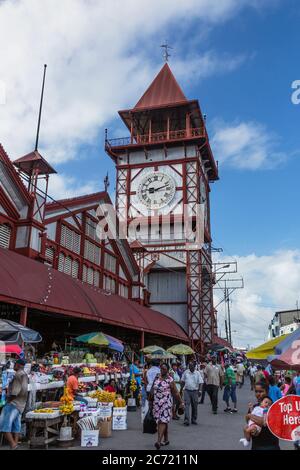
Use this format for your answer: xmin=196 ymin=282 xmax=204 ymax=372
xmin=130 ymin=378 xmax=137 ymax=393
xmin=33 ymin=408 xmax=54 ymax=414
xmin=114 ymin=396 xmax=126 ymax=408
xmin=59 ymin=387 xmax=74 ymax=415
xmin=89 ymin=390 xmax=116 ymax=402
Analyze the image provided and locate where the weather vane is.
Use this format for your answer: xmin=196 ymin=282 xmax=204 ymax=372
xmin=104 ymin=172 xmax=110 ymax=192
xmin=160 ymin=41 xmax=173 ymax=62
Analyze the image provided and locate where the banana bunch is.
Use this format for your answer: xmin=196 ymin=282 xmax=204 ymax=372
xmin=60 ymin=387 xmax=73 ymax=405
xmin=114 ymin=397 xmax=126 ymax=407
xmin=90 ymin=390 xmax=116 ymax=402
xmin=130 ymin=379 xmax=137 ymax=392
xmin=33 ymin=409 xmax=54 ymax=414
xmin=59 ymin=403 xmax=74 ymax=415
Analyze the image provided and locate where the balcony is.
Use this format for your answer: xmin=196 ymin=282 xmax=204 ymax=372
xmin=105 ymin=127 xmax=205 ymax=149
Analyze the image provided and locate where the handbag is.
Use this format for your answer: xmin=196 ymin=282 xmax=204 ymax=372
xmin=143 ymin=407 xmax=157 ymax=434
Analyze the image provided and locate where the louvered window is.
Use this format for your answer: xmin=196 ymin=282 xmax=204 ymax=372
xmin=119 ymin=283 xmax=129 ymax=298
xmin=82 ymin=265 xmax=99 ymax=287
xmin=84 ymin=240 xmax=100 ymax=265
xmin=104 ymin=253 xmax=116 ymax=273
xmin=60 ymin=224 xmax=81 ymax=254
xmin=58 ymin=252 xmax=79 ymax=279
xmin=45 ymin=247 xmax=54 ymax=263
xmin=103 ymin=275 xmax=116 ymax=293
xmin=86 ymin=218 xmax=97 ymax=241
xmin=0 ymin=224 xmax=11 ymax=249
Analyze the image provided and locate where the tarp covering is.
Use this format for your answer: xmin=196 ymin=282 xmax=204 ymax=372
xmin=246 ymin=335 xmax=288 ymax=360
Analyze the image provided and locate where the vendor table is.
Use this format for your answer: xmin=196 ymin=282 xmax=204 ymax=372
xmin=26 ymin=415 xmax=63 ymax=449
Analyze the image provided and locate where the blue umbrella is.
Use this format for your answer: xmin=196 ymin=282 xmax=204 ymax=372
xmin=75 ymin=331 xmax=124 ymax=353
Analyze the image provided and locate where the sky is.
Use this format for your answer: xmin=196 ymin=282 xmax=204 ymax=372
xmin=0 ymin=0 xmax=300 ymax=347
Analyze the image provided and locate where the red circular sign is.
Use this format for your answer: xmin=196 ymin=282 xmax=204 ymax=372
xmin=267 ymin=395 xmax=300 ymax=441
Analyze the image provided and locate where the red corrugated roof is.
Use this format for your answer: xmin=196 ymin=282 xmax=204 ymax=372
xmin=134 ymin=63 xmax=187 ymax=109
xmin=0 ymin=248 xmax=187 ymax=341
xmin=13 ymin=150 xmax=57 ymax=175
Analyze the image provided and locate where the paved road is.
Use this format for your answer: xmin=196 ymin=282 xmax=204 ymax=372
xmin=76 ymin=377 xmax=292 ymax=451
xmin=3 ymin=378 xmax=293 ymax=450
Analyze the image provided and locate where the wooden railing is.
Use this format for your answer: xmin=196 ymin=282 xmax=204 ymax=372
xmin=106 ymin=127 xmax=205 ymax=148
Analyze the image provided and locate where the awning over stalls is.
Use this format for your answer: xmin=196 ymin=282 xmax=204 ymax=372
xmin=0 ymin=248 xmax=187 ymax=342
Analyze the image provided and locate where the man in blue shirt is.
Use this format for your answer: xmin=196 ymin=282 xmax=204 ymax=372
xmin=268 ymin=376 xmax=282 ymax=403
xmin=129 ymin=359 xmax=142 ymax=406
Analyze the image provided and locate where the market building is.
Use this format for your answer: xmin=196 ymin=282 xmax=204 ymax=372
xmin=0 ymin=63 xmax=219 ymax=354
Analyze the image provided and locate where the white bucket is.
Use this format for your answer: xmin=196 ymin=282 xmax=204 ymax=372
xmin=59 ymin=426 xmax=72 ymax=440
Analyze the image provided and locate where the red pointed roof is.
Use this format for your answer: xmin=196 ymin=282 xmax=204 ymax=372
xmin=134 ymin=63 xmax=187 ymax=109
xmin=13 ymin=150 xmax=56 ymax=176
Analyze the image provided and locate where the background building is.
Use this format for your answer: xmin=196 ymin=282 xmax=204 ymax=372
xmin=268 ymin=309 xmax=300 ymax=339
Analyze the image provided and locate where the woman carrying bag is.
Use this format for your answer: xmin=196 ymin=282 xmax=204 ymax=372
xmin=148 ymin=363 xmax=184 ymax=449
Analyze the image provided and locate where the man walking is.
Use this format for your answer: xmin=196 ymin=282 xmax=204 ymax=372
xmin=248 ymin=364 xmax=257 ymax=391
xmin=204 ymin=357 xmax=224 ymax=414
xmin=0 ymin=359 xmax=28 ymax=449
xmin=236 ymin=360 xmax=245 ymax=389
xmin=223 ymin=363 xmax=238 ymax=412
xmin=181 ymin=361 xmax=203 ymax=426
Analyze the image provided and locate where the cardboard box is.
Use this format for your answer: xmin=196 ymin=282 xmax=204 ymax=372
xmin=80 ymin=430 xmax=99 ymax=447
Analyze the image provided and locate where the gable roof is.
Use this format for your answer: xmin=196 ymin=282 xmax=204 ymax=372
xmin=134 ymin=63 xmax=187 ymax=110
xmin=0 ymin=144 xmax=32 ymax=204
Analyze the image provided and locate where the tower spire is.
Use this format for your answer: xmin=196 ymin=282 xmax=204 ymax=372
xmin=35 ymin=64 xmax=47 ymax=151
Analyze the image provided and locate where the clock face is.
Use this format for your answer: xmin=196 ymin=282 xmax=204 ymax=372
xmin=137 ymin=172 xmax=176 ymax=210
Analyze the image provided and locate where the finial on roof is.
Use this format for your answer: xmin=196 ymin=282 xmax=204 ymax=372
xmin=160 ymin=41 xmax=172 ymax=62
xmin=104 ymin=172 xmax=110 ymax=192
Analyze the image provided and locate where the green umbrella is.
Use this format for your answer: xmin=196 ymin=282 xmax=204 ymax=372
xmin=148 ymin=351 xmax=176 ymax=359
xmin=167 ymin=344 xmax=194 ymax=355
xmin=75 ymin=332 xmax=109 ymax=346
xmin=140 ymin=345 xmax=166 ymax=354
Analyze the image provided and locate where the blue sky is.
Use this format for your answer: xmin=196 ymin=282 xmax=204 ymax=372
xmin=1 ymin=0 xmax=300 ymax=346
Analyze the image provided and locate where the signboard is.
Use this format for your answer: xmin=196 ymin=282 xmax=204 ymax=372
xmin=113 ymin=407 xmax=127 ymax=430
xmin=81 ymin=430 xmax=99 ymax=447
xmin=98 ymin=403 xmax=113 ymax=418
xmin=267 ymin=395 xmax=300 ymax=441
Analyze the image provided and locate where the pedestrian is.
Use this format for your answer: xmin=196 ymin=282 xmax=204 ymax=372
xmin=248 ymin=363 xmax=257 ymax=391
xmin=223 ymin=363 xmax=238 ymax=413
xmin=254 ymin=365 xmax=266 ymax=385
xmin=293 ymin=371 xmax=300 ymax=396
xmin=236 ymin=360 xmax=245 ymax=389
xmin=146 ymin=360 xmax=161 ymax=394
xmin=245 ymin=382 xmax=280 ymax=450
xmin=204 ymin=356 xmax=224 ymax=414
xmin=240 ymin=396 xmax=273 ymax=447
xmin=268 ymin=376 xmax=282 ymax=402
xmin=66 ymin=367 xmax=88 ymax=405
xmin=281 ymin=376 xmax=292 ymax=396
xmin=180 ymin=360 xmax=203 ymax=426
xmin=129 ymin=359 xmax=142 ymax=406
xmin=149 ymin=363 xmax=184 ymax=450
xmin=169 ymin=362 xmax=181 ymax=420
xmin=0 ymin=358 xmax=29 ymax=449
xmin=199 ymin=363 xmax=207 ymax=404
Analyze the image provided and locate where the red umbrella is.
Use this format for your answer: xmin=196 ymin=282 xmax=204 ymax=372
xmin=0 ymin=344 xmax=22 ymax=355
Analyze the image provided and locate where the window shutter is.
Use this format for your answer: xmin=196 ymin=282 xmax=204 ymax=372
xmin=60 ymin=224 xmax=81 ymax=254
xmin=0 ymin=224 xmax=11 ymax=249
xmin=45 ymin=247 xmax=54 ymax=262
xmin=71 ymin=259 xmax=79 ymax=278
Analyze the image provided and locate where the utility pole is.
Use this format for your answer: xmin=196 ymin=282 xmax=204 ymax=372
xmin=224 ymin=280 xmax=232 ymax=345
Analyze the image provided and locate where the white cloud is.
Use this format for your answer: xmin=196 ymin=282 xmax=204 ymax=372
xmin=214 ymin=250 xmax=300 ymax=348
xmin=211 ymin=121 xmax=286 ymax=170
xmin=0 ymin=0 xmax=275 ymax=167
xmin=47 ymin=174 xmax=99 ymax=200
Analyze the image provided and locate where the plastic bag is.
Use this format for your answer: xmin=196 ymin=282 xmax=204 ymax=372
xmin=143 ymin=408 xmax=157 ymax=434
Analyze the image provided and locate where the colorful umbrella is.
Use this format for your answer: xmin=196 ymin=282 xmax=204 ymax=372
xmin=267 ymin=328 xmax=300 ymax=370
xmin=0 ymin=319 xmax=42 ymax=344
xmin=167 ymin=344 xmax=194 ymax=355
xmin=140 ymin=345 xmax=166 ymax=354
xmin=75 ymin=332 xmax=124 ymax=352
xmin=0 ymin=344 xmax=22 ymax=355
xmin=147 ymin=350 xmax=176 ymax=360
xmin=246 ymin=335 xmax=288 ymax=360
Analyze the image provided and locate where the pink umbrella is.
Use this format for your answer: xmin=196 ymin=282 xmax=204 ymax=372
xmin=0 ymin=344 xmax=22 ymax=355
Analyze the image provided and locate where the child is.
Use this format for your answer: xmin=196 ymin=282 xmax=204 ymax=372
xmin=240 ymin=396 xmax=273 ymax=447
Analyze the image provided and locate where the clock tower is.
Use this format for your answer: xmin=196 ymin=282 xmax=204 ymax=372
xmin=105 ymin=63 xmax=218 ymax=353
